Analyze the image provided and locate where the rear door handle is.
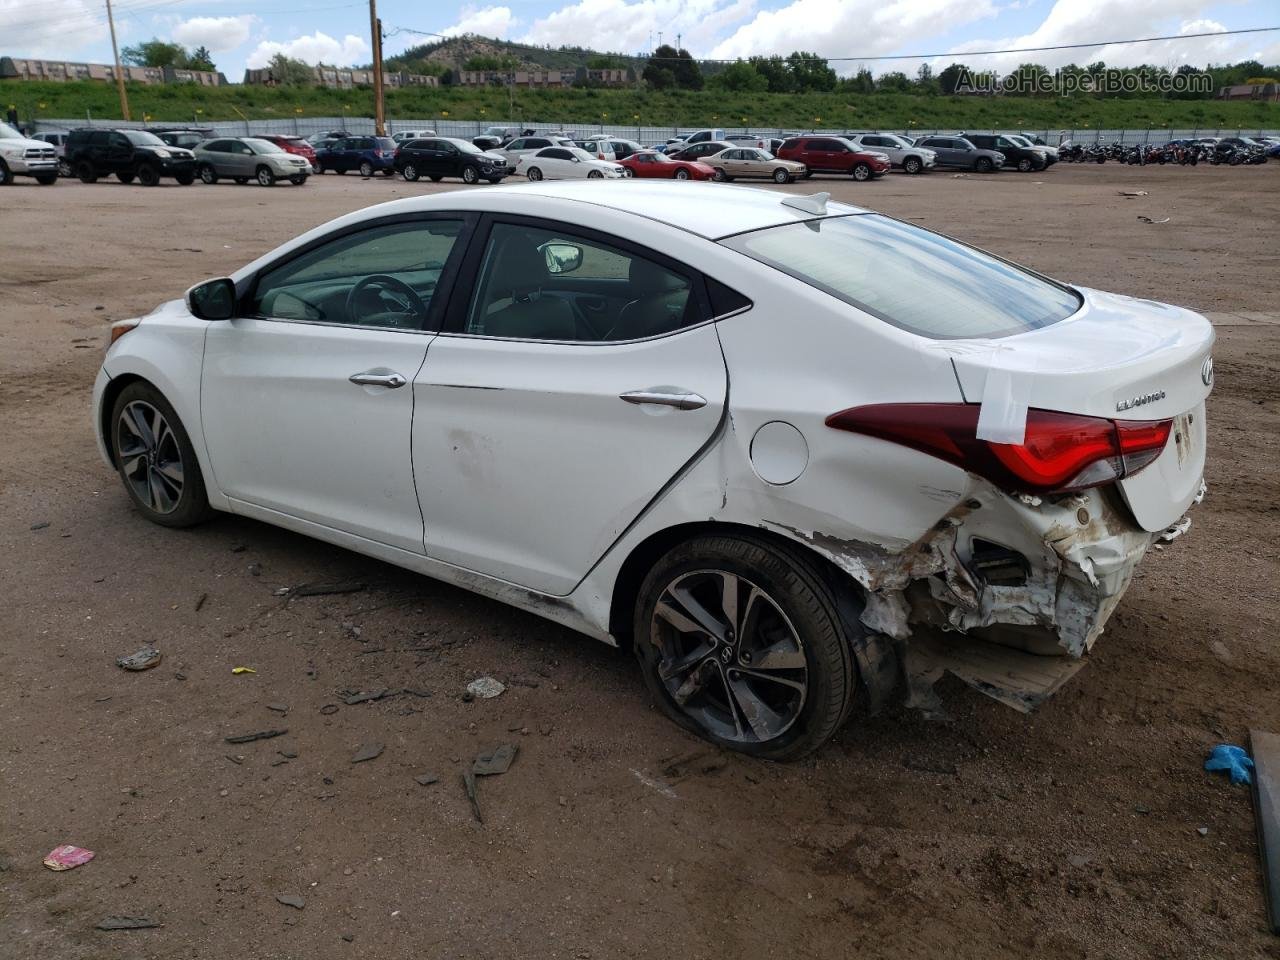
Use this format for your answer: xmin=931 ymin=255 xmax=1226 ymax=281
xmin=620 ymin=388 xmax=707 ymax=410
xmin=349 ymin=369 xmax=406 ymax=388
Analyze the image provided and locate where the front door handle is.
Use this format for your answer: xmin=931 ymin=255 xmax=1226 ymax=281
xmin=620 ymin=388 xmax=707 ymax=411
xmin=349 ymin=370 xmax=406 ymax=388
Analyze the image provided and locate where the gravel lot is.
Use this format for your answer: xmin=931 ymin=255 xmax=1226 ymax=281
xmin=2 ymin=164 xmax=1279 ymax=960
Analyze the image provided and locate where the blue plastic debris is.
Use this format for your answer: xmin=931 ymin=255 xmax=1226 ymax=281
xmin=1205 ymin=744 xmax=1254 ymax=785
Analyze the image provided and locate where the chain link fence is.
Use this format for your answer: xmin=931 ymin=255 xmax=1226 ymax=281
xmin=34 ymin=116 xmax=1280 ymax=144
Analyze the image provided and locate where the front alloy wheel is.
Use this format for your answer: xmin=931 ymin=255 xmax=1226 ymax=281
xmin=256 ymin=166 xmax=276 ymax=187
xmin=852 ymin=163 xmax=871 ymax=181
xmin=110 ymin=383 xmax=212 ymax=527
xmin=462 ymin=165 xmax=479 ymax=184
xmin=673 ymin=168 xmax=690 ymax=180
xmin=635 ymin=535 xmax=857 ymax=760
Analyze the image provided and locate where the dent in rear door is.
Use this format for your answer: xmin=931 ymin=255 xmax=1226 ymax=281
xmin=413 ymin=325 xmax=728 ymax=596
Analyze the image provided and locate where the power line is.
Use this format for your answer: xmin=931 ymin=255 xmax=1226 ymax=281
xmin=383 ymin=24 xmax=1279 ymax=65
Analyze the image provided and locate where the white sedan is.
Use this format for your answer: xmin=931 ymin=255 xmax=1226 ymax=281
xmin=515 ymin=146 xmax=625 ymax=181
xmin=92 ymin=182 xmax=1212 ymax=759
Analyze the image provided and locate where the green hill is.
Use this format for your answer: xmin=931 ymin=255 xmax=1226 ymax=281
xmin=7 ymin=79 xmax=1277 ymax=131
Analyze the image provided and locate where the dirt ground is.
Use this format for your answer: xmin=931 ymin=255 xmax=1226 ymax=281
xmin=2 ymin=163 xmax=1279 ymax=960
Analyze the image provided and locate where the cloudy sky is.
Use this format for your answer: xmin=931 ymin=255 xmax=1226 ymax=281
xmin=2 ymin=0 xmax=1277 ymax=81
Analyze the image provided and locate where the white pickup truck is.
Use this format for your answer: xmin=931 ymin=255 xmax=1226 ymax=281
xmin=0 ymin=121 xmax=58 ymax=185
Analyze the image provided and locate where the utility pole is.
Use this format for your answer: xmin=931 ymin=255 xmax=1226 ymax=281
xmin=105 ymin=0 xmax=130 ymax=121
xmin=369 ymin=0 xmax=385 ymax=135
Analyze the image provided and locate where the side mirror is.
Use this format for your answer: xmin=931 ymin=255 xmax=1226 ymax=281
xmin=186 ymin=277 xmax=237 ymax=321
xmin=539 ymin=242 xmax=583 ymax=275
xmin=571 ymin=156 xmax=581 ymax=163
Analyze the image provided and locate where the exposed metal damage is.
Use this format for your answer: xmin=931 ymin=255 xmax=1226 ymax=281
xmin=768 ymin=482 xmax=1198 ymax=715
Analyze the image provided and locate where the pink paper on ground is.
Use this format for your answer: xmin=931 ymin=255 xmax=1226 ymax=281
xmin=43 ymin=845 xmax=94 ymax=871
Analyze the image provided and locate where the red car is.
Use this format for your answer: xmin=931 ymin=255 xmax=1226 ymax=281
xmin=776 ymin=135 xmax=890 ymax=181
xmin=258 ymin=135 xmax=318 ymax=172
xmin=618 ymin=150 xmax=716 ymax=181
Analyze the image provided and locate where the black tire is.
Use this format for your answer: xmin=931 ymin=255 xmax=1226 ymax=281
xmin=588 ymin=169 xmax=604 ymax=179
xmin=622 ymin=167 xmax=636 ymax=177
xmin=109 ymin=382 xmax=214 ymax=529
xmin=903 ymin=156 xmax=922 ymax=174
xmin=256 ymin=165 xmax=275 ymax=187
xmin=76 ymin=161 xmax=98 ymax=183
xmin=401 ymin=164 xmax=419 ymax=182
xmin=175 ymin=172 xmax=194 ymax=186
xmin=673 ymin=168 xmax=690 ymax=180
xmin=137 ymin=164 xmax=160 ymax=187
xmin=634 ymin=534 xmax=857 ymax=761
xmin=335 ymin=168 xmax=346 ymax=175
xmin=359 ymin=160 xmax=374 ymax=177
xmin=462 ymin=165 xmax=479 ymax=184
xmin=487 ymin=178 xmax=504 ymax=184
xmin=526 ymin=166 xmax=543 ymax=181
xmin=772 ymin=167 xmax=791 ymax=183
xmin=289 ymin=174 xmax=307 ymax=186
xmin=1017 ymin=157 xmax=1033 ymax=172
xmin=58 ymin=159 xmax=72 ymax=178
xmin=234 ymin=177 xmax=249 ymax=184
xmin=975 ymin=157 xmax=994 ymax=173
xmin=382 ymin=167 xmax=395 ymax=177
xmin=117 ymin=171 xmax=135 ymax=184
xmin=35 ymin=173 xmax=57 ymax=185
xmin=429 ymin=174 xmax=443 ymax=182
xmin=851 ymin=163 xmax=871 ymax=181
xmin=199 ymin=164 xmax=219 ymax=184
xmin=0 ymin=160 xmax=12 ymax=185
xmin=711 ymin=167 xmax=727 ymax=182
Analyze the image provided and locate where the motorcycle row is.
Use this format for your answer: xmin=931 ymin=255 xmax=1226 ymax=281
xmin=1059 ymin=138 xmax=1274 ymax=166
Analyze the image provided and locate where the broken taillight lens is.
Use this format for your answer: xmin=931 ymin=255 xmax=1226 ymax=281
xmin=825 ymin=404 xmax=1172 ymax=494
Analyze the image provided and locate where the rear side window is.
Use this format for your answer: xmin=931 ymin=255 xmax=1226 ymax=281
xmin=780 ymin=138 xmax=799 ymax=150
xmin=722 ymin=214 xmax=1081 ymax=340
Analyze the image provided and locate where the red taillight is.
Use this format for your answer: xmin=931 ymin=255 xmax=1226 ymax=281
xmin=825 ymin=403 xmax=1172 ymax=494
xmin=373 ymin=149 xmax=383 ymax=157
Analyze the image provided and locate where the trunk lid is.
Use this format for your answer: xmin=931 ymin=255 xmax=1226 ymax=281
xmin=944 ymin=288 xmax=1214 ymax=531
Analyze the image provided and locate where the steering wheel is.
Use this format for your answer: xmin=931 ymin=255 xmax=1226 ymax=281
xmin=345 ymin=274 xmax=427 ymax=328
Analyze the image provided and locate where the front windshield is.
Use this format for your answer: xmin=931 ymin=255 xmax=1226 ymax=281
xmin=1009 ymin=136 xmax=1033 ymax=147
xmin=123 ymin=130 xmax=164 ymax=145
xmin=722 ymin=214 xmax=1080 ymax=340
xmin=568 ymin=147 xmax=594 ymax=161
xmin=0 ymin=121 xmax=25 ymax=140
xmin=649 ymin=152 xmax=674 ymax=162
xmin=245 ymin=138 xmax=284 ymax=154
xmin=449 ymin=138 xmax=483 ymax=154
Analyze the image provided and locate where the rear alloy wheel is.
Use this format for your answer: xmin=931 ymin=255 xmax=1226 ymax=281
xmin=58 ymin=159 xmax=73 ymax=178
xmin=674 ymin=168 xmax=691 ymax=180
xmin=359 ymin=160 xmax=374 ymax=177
xmin=635 ymin=535 xmax=857 ymax=760
xmin=136 ymin=165 xmax=160 ymax=187
xmin=772 ymin=167 xmax=789 ymax=183
xmin=462 ymin=165 xmax=479 ymax=184
xmin=76 ymin=162 xmax=98 ymax=183
xmin=711 ymin=168 xmax=727 ymax=182
xmin=975 ymin=157 xmax=994 ymax=173
xmin=110 ymin=383 xmax=213 ymax=528
xmin=587 ymin=169 xmax=604 ymax=179
xmin=199 ymin=164 xmax=218 ymax=184
xmin=851 ymin=163 xmax=871 ymax=181
xmin=401 ymin=164 xmax=419 ymax=182
xmin=526 ymin=167 xmax=543 ymax=181
xmin=256 ymin=165 xmax=275 ymax=187
xmin=117 ymin=171 xmax=135 ymax=184
xmin=903 ymin=156 xmax=922 ymax=174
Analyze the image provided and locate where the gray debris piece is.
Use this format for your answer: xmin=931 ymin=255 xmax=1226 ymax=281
xmin=275 ymin=894 xmax=305 ymax=910
xmin=342 ymin=688 xmax=389 ymax=705
xmin=463 ymin=770 xmax=482 ymax=823
xmin=266 ymin=703 xmax=289 ymax=715
xmin=96 ymin=916 xmax=162 ymax=931
xmin=414 ymin=773 xmax=440 ymax=786
xmin=351 ymin=742 xmax=384 ymax=763
xmin=224 ymin=729 xmax=287 ymax=744
xmin=465 ymin=677 xmax=505 ymax=700
xmin=473 ymin=744 xmax=518 ymax=777
xmin=116 ymin=647 xmax=162 ymax=671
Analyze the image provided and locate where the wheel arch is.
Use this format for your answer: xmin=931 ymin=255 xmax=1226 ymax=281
xmin=98 ymin=372 xmax=148 ymax=468
xmin=606 ymin=519 xmax=899 ymax=712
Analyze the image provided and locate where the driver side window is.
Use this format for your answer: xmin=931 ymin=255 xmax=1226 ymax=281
xmin=252 ymin=220 xmax=464 ymax=330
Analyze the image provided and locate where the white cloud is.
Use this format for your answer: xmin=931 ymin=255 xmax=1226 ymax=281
xmin=171 ymin=15 xmax=256 ymax=52
xmin=0 ymin=0 xmax=106 ymax=57
xmin=710 ymin=0 xmax=998 ymax=65
xmin=246 ymin=31 xmax=370 ymax=68
xmin=442 ymin=5 xmax=520 ymax=38
xmin=512 ymin=0 xmax=758 ymax=57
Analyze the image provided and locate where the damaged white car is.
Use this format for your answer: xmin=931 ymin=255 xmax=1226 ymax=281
xmin=92 ymin=181 xmax=1212 ymax=759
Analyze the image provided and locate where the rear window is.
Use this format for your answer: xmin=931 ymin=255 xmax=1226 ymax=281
xmin=721 ymin=214 xmax=1081 ymax=340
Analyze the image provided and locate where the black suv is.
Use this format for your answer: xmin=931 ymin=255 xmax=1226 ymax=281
xmin=965 ymin=134 xmax=1046 ymax=172
xmin=394 ymin=137 xmax=510 ymax=184
xmin=66 ymin=128 xmax=196 ymax=185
